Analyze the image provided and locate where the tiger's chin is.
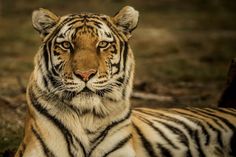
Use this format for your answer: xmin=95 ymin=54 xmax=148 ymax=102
xmin=70 ymin=90 xmax=104 ymax=112
xmin=68 ymin=85 xmax=97 ymax=99
xmin=72 ymin=93 xmax=101 ymax=103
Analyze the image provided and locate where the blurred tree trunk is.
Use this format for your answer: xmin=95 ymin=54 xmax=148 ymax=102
xmin=218 ymin=58 xmax=236 ymax=108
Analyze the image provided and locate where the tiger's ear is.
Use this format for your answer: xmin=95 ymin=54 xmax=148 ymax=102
xmin=32 ymin=8 xmax=59 ymax=38
xmin=113 ymin=6 xmax=139 ymax=39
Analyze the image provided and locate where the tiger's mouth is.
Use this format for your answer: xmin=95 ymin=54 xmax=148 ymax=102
xmin=78 ymin=86 xmax=106 ymax=98
xmin=63 ymin=81 xmax=107 ymax=98
xmin=80 ymin=87 xmax=93 ymax=94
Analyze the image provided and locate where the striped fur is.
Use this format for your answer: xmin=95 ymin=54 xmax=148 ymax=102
xmin=132 ymin=108 xmax=236 ymax=157
xmin=15 ymin=6 xmax=236 ymax=157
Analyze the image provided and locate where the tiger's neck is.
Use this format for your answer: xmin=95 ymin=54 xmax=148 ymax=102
xmin=27 ymin=82 xmax=131 ymax=141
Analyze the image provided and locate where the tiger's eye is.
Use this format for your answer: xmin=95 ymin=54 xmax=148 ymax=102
xmin=98 ymin=41 xmax=109 ymax=48
xmin=61 ymin=41 xmax=72 ymax=49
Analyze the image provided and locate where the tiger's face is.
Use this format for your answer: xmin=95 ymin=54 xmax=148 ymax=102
xmin=50 ymin=15 xmax=124 ymax=93
xmin=32 ymin=7 xmax=139 ymax=105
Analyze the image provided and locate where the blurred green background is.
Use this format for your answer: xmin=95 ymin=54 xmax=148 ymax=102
xmin=0 ymin=0 xmax=236 ymax=155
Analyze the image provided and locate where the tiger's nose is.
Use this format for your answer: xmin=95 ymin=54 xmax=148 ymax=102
xmin=74 ymin=69 xmax=97 ymax=81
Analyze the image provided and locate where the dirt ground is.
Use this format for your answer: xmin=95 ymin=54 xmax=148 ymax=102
xmin=0 ymin=0 xmax=236 ymax=156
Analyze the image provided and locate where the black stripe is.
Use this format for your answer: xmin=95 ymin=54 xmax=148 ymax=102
xmin=153 ymin=119 xmax=189 ymax=146
xmin=102 ymin=135 xmax=132 ymax=157
xmin=173 ymin=109 xmax=225 ymax=148
xmin=29 ymin=88 xmax=86 ymax=157
xmin=230 ymin=132 xmax=236 ymax=156
xmin=117 ymin=76 xmax=125 ymax=84
xmin=122 ymin=42 xmax=129 ymax=71
xmin=109 ymin=25 xmax=126 ymax=75
xmin=47 ymin=73 xmax=62 ymax=88
xmin=207 ymin=122 xmax=224 ymax=147
xmin=19 ymin=150 xmax=23 ymax=157
xmin=51 ymin=65 xmax=59 ymax=77
xmin=133 ymin=123 xmax=158 ymax=157
xmin=104 ymin=32 xmax=112 ymax=38
xmin=156 ymin=144 xmax=173 ymax=157
xmin=137 ymin=115 xmax=179 ymax=149
xmin=171 ymin=110 xmax=211 ymax=146
xmin=135 ymin=110 xmax=206 ymax=157
xmin=31 ymin=126 xmax=56 ymax=157
xmin=46 ymin=40 xmax=60 ymax=77
xmin=18 ymin=143 xmax=26 ymax=157
xmin=193 ymin=108 xmax=236 ymax=130
xmin=92 ymin=109 xmax=131 ymax=143
xmin=37 ymin=63 xmax=49 ymax=92
xmin=41 ymin=16 xmax=75 ymax=74
xmin=88 ymin=109 xmax=131 ymax=156
xmin=111 ymin=63 xmax=120 ymax=75
xmin=217 ymin=108 xmax=236 ymax=117
xmin=43 ymin=45 xmax=49 ymax=70
xmin=46 ymin=40 xmax=52 ymax=68
xmin=110 ymin=43 xmax=118 ymax=54
xmin=192 ymin=130 xmax=206 ymax=157
xmin=186 ymin=108 xmax=227 ymax=131
xmin=88 ymin=20 xmax=103 ymax=29
xmin=54 ymin=61 xmax=63 ymax=71
xmin=62 ymin=25 xmax=74 ymax=37
xmin=176 ymin=110 xmax=223 ymax=147
xmin=42 ymin=76 xmax=49 ymax=89
xmin=122 ymin=65 xmax=132 ymax=98
xmin=146 ymin=109 xmax=206 ymax=157
xmin=113 ymin=40 xmax=123 ymax=75
xmin=53 ymin=49 xmax=60 ymax=56
xmin=134 ymin=112 xmax=192 ymax=157
xmin=18 ymin=150 xmax=23 ymax=157
xmin=136 ymin=110 xmax=194 ymax=136
xmin=46 ymin=17 xmax=76 ymax=42
xmin=66 ymin=19 xmax=81 ymax=28
xmin=42 ymin=42 xmax=62 ymax=89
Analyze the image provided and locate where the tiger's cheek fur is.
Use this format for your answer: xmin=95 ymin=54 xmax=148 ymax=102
xmin=62 ymin=60 xmax=73 ymax=79
xmin=97 ymin=50 xmax=114 ymax=78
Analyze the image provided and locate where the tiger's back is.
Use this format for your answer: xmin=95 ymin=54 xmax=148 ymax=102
xmin=132 ymin=108 xmax=236 ymax=157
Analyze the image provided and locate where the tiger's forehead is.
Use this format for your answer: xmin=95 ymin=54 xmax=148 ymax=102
xmin=55 ymin=14 xmax=114 ymax=42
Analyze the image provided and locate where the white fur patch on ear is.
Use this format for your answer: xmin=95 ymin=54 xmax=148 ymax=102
xmin=32 ymin=8 xmax=59 ymax=38
xmin=113 ymin=6 xmax=139 ymax=38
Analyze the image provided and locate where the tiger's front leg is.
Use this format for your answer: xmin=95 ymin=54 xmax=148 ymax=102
xmin=15 ymin=139 xmax=46 ymax=157
xmin=14 ymin=129 xmax=47 ymax=157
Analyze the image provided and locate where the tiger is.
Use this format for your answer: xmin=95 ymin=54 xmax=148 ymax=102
xmin=14 ymin=6 xmax=236 ymax=157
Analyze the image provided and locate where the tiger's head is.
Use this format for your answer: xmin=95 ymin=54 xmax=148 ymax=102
xmin=31 ymin=6 xmax=138 ymax=109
